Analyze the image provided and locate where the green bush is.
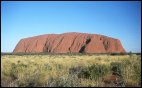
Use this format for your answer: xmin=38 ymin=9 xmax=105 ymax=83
xmin=77 ymin=64 xmax=109 ymax=80
xmin=110 ymin=62 xmax=122 ymax=76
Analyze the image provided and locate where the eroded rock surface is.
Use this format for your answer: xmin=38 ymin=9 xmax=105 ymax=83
xmin=13 ymin=32 xmax=125 ymax=53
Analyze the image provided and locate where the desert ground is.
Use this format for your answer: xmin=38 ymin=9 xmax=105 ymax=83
xmin=1 ymin=54 xmax=141 ymax=87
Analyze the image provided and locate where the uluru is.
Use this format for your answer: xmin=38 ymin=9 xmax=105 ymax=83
xmin=13 ymin=32 xmax=125 ymax=53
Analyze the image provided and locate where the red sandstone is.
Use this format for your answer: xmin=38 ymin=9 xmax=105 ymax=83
xmin=13 ymin=32 xmax=125 ymax=53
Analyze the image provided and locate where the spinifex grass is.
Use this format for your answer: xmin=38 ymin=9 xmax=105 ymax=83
xmin=1 ymin=54 xmax=141 ymax=87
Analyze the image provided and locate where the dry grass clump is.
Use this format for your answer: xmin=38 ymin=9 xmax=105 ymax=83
xmin=1 ymin=54 xmax=141 ymax=87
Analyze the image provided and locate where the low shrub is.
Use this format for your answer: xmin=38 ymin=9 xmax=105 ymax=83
xmin=110 ymin=62 xmax=122 ymax=76
xmin=71 ymin=64 xmax=109 ymax=80
xmin=45 ymin=76 xmax=80 ymax=87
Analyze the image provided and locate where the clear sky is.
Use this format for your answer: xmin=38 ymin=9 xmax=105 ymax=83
xmin=1 ymin=1 xmax=141 ymax=53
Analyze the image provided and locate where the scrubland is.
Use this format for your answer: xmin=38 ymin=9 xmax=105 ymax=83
xmin=1 ymin=54 xmax=141 ymax=87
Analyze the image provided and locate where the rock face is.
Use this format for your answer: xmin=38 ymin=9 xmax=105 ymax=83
xmin=13 ymin=32 xmax=125 ymax=53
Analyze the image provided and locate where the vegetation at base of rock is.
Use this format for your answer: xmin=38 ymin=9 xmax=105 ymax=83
xmin=1 ymin=52 xmax=141 ymax=56
xmin=1 ymin=54 xmax=141 ymax=87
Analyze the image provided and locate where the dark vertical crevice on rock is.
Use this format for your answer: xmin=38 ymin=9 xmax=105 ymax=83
xmin=52 ymin=36 xmax=64 ymax=52
xmin=43 ymin=38 xmax=50 ymax=53
xmin=100 ymin=37 xmax=102 ymax=40
xmin=25 ymin=47 xmax=28 ymax=53
xmin=69 ymin=48 xmax=71 ymax=52
xmin=24 ymin=41 xmax=28 ymax=53
xmin=25 ymin=39 xmax=35 ymax=52
xmin=68 ymin=34 xmax=78 ymax=52
xmin=56 ymin=36 xmax=64 ymax=47
xmin=35 ymin=40 xmax=38 ymax=47
xmin=103 ymin=40 xmax=110 ymax=51
xmin=44 ymin=38 xmax=49 ymax=52
xmin=79 ymin=46 xmax=86 ymax=53
xmin=79 ymin=36 xmax=91 ymax=53
xmin=100 ymin=36 xmax=104 ymax=41
xmin=86 ymin=38 xmax=91 ymax=44
xmin=44 ymin=47 xmax=48 ymax=52
xmin=46 ymin=47 xmax=50 ymax=52
xmin=86 ymin=35 xmax=92 ymax=44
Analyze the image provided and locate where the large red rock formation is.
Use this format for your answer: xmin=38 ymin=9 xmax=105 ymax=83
xmin=13 ymin=32 xmax=125 ymax=53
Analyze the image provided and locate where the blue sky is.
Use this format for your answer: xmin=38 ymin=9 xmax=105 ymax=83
xmin=1 ymin=1 xmax=141 ymax=52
